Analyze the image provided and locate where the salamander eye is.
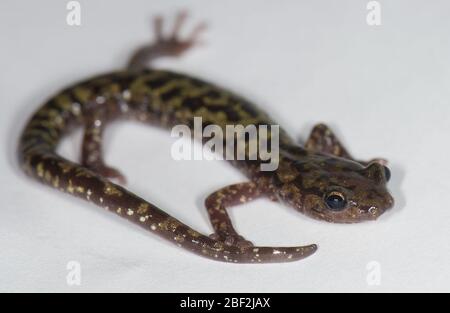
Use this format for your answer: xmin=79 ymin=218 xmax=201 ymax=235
xmin=383 ymin=166 xmax=391 ymax=182
xmin=325 ymin=192 xmax=347 ymax=211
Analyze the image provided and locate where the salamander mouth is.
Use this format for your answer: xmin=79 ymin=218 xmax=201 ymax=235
xmin=308 ymin=203 xmax=393 ymax=223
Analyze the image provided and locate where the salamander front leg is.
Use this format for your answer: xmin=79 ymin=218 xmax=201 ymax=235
xmin=205 ymin=182 xmax=268 ymax=250
xmin=127 ymin=11 xmax=207 ymax=71
xmin=306 ymin=123 xmax=387 ymax=165
xmin=81 ymin=111 xmax=126 ymax=184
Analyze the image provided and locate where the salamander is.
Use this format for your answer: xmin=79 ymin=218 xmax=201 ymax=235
xmin=18 ymin=12 xmax=394 ymax=263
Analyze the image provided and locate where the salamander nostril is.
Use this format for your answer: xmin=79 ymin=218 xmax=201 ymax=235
xmin=386 ymin=194 xmax=395 ymax=208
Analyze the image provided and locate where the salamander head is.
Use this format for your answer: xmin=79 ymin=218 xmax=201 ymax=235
xmin=275 ymin=155 xmax=394 ymax=223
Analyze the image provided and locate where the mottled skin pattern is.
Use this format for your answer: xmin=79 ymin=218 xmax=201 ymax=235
xmin=18 ymin=13 xmax=394 ymax=263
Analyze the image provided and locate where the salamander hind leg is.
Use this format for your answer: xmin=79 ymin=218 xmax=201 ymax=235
xmin=306 ymin=123 xmax=388 ymax=165
xmin=81 ymin=109 xmax=126 ymax=184
xmin=127 ymin=11 xmax=207 ymax=72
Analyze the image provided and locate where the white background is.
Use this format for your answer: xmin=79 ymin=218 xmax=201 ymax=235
xmin=1 ymin=0 xmax=449 ymax=292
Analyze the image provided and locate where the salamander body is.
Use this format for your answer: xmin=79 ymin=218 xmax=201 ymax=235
xmin=18 ymin=13 xmax=394 ymax=263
